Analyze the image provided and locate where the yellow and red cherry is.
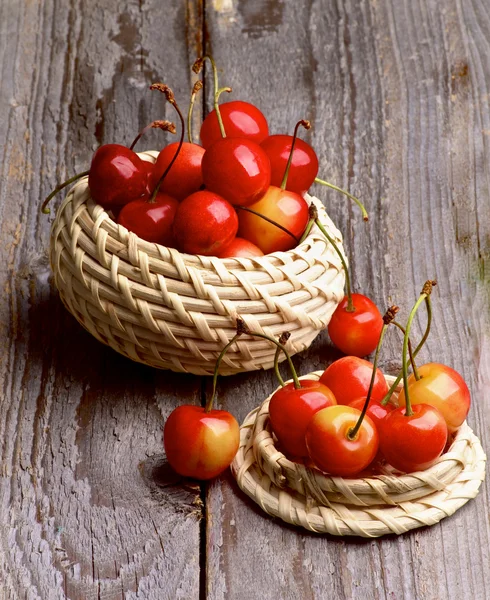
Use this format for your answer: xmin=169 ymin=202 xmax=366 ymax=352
xmin=201 ymin=100 xmax=269 ymax=149
xmin=216 ymin=237 xmax=264 ymax=258
xmin=269 ymin=379 xmax=337 ymax=458
xmin=328 ymin=294 xmax=384 ymax=357
xmin=237 ymin=186 xmax=309 ymax=253
xmin=151 ymin=142 xmax=205 ymax=201
xmin=202 ymin=137 xmax=271 ymax=207
xmin=305 ymin=405 xmax=379 ymax=476
xmin=117 ymin=193 xmax=178 ymax=246
xmin=172 ymin=190 xmax=238 ymax=256
xmin=397 ymin=363 xmax=470 ymax=433
xmin=320 ymin=356 xmax=389 ymax=406
xmin=261 ymin=134 xmax=318 ymax=196
xmin=163 ymin=405 xmax=239 ymax=480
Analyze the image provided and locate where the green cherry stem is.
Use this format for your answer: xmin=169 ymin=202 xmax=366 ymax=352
xmin=207 ymin=331 xmax=243 ymax=413
xmin=273 ymin=332 xmax=291 ymax=387
xmin=129 ymin=120 xmax=176 ymax=151
xmin=381 ymin=282 xmax=435 ymax=406
xmin=149 ymin=84 xmax=185 ymax=203
xmin=314 ymin=177 xmax=369 ymax=222
xmin=391 ymin=320 xmax=419 ymax=378
xmin=311 ymin=204 xmax=354 ymax=312
xmin=348 ymin=306 xmax=398 ymax=440
xmin=193 ymin=55 xmax=228 ymax=138
xmin=281 ymin=120 xmax=311 ymax=190
xmin=187 ymin=80 xmax=203 ymax=144
xmin=41 ymin=170 xmax=90 ymax=214
xmin=236 ymin=206 xmax=299 ymax=244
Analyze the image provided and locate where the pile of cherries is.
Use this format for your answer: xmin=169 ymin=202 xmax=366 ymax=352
xmin=164 ymin=281 xmax=471 ymax=480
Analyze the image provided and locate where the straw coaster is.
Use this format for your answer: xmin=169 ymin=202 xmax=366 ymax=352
xmin=231 ymin=373 xmax=486 ymax=537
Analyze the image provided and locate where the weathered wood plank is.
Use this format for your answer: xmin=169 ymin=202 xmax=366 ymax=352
xmin=204 ymin=1 xmax=490 ymax=599
xmin=0 ymin=1 xmax=204 ymax=598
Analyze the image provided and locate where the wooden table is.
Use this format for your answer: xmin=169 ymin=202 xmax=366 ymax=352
xmin=1 ymin=0 xmax=489 ymax=598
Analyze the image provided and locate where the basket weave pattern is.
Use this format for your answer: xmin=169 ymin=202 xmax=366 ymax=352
xmin=231 ymin=373 xmax=486 ymax=537
xmin=49 ymin=152 xmax=346 ymax=375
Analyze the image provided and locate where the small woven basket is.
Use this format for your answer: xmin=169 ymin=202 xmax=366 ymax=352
xmin=49 ymin=151 xmax=346 ymax=375
xmin=231 ymin=373 xmax=486 ymax=537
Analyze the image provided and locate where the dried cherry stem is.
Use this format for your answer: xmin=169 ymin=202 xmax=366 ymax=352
xmin=273 ymin=332 xmax=291 ymax=387
xmin=193 ymin=55 xmax=228 ymax=138
xmin=314 ymin=177 xmax=369 ymax=221
xmin=235 ymin=206 xmax=299 ymax=244
xmin=129 ymin=120 xmax=176 ymax=151
xmin=187 ymin=80 xmax=203 ymax=144
xmin=149 ymin=84 xmax=186 ymax=202
xmin=41 ymin=170 xmax=90 ymax=214
xmin=207 ymin=330 xmax=243 ymax=413
xmin=392 ymin=321 xmax=419 ymax=380
xmin=311 ymin=204 xmax=354 ymax=312
xmin=281 ymin=120 xmax=311 ymax=190
xmin=381 ymin=282 xmax=435 ymax=406
xmin=237 ymin=318 xmax=301 ymax=389
xmin=348 ymin=306 xmax=398 ymax=439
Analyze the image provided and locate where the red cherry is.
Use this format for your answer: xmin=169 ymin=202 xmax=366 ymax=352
xmin=320 ymin=356 xmax=389 ymax=406
xmin=261 ymin=135 xmax=319 ymax=196
xmin=151 ymin=142 xmax=205 ymax=201
xmin=117 ymin=193 xmax=178 ymax=246
xmin=216 ymin=237 xmax=264 ymax=258
xmin=237 ymin=186 xmax=309 ymax=254
xmin=88 ymin=144 xmax=148 ymax=208
xmin=379 ymin=404 xmax=448 ymax=472
xmin=268 ymin=379 xmax=337 ymax=457
xmin=327 ymin=294 xmax=384 ymax=357
xmin=202 ymin=138 xmax=271 ymax=207
xmin=200 ymin=100 xmax=269 ymax=149
xmin=173 ymin=191 xmax=238 ymax=256
xmin=348 ymin=396 xmax=394 ymax=431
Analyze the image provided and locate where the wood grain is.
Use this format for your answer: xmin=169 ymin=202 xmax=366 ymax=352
xmin=204 ymin=1 xmax=490 ymax=599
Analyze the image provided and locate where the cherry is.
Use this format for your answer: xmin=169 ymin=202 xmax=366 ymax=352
xmin=349 ymin=396 xmax=394 ymax=430
xmin=202 ymin=137 xmax=271 ymax=207
xmin=216 ymin=237 xmax=264 ymax=258
xmin=173 ymin=191 xmax=238 ymax=256
xmin=151 ymin=142 xmax=205 ymax=201
xmin=117 ymin=193 xmax=178 ymax=245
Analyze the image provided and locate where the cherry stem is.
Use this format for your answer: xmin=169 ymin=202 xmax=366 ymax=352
xmin=207 ymin=331 xmax=242 ymax=413
xmin=41 ymin=170 xmax=90 ymax=214
xmin=194 ymin=55 xmax=228 ymax=138
xmin=280 ymin=120 xmax=311 ymax=191
xmin=236 ymin=206 xmax=299 ymax=244
xmin=129 ymin=120 xmax=176 ymax=151
xmin=149 ymin=84 xmax=186 ymax=202
xmin=312 ymin=205 xmax=354 ymax=312
xmin=236 ymin=318 xmax=301 ymax=389
xmin=273 ymin=332 xmax=291 ymax=387
xmin=392 ymin=321 xmax=420 ymax=380
xmin=187 ymin=80 xmax=203 ymax=144
xmin=401 ymin=281 xmax=436 ymax=417
xmin=314 ymin=177 xmax=369 ymax=221
xmin=348 ymin=306 xmax=398 ymax=440
xmin=381 ymin=286 xmax=435 ymax=406
xmin=298 ymin=214 xmax=315 ymax=244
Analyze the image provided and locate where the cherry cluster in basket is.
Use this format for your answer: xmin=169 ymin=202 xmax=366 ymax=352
xmin=163 ymin=281 xmax=471 ymax=480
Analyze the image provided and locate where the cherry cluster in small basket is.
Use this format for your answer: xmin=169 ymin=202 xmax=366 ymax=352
xmin=164 ymin=281 xmax=471 ymax=481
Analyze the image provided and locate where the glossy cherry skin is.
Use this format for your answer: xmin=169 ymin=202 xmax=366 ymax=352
xmin=237 ymin=186 xmax=309 ymax=254
xmin=327 ymin=294 xmax=384 ymax=357
xmin=269 ymin=379 xmax=337 ymax=457
xmin=172 ymin=191 xmax=238 ymax=256
xmin=202 ymin=138 xmax=271 ymax=207
xmin=305 ymin=405 xmax=379 ymax=476
xmin=379 ymin=404 xmax=448 ymax=473
xmin=117 ymin=193 xmax=179 ymax=246
xmin=397 ymin=363 xmax=471 ymax=433
xmin=88 ymin=144 xmax=148 ymax=208
xmin=150 ymin=142 xmax=205 ymax=201
xmin=200 ymin=100 xmax=269 ymax=149
xmin=348 ymin=397 xmax=394 ymax=431
xmin=216 ymin=237 xmax=264 ymax=258
xmin=163 ymin=405 xmax=239 ymax=480
xmin=320 ymin=357 xmax=389 ymax=406
xmin=261 ymin=135 xmax=319 ymax=196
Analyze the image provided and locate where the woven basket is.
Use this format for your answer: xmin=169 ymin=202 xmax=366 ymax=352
xmin=231 ymin=373 xmax=486 ymax=537
xmin=49 ymin=151 xmax=346 ymax=375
